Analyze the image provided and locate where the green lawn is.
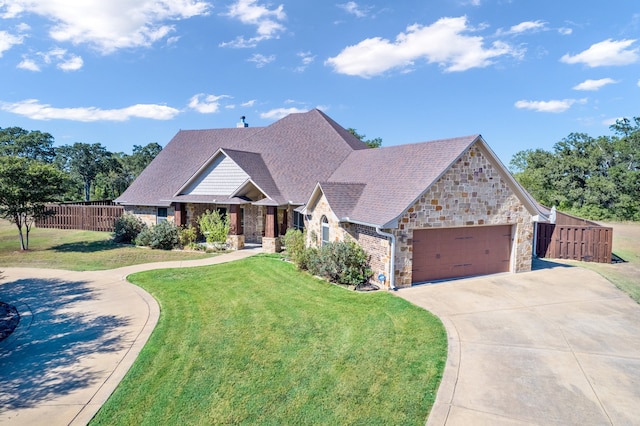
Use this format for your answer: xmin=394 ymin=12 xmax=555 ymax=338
xmin=91 ymin=255 xmax=447 ymax=425
xmin=573 ymin=222 xmax=640 ymax=303
xmin=0 ymin=220 xmax=212 ymax=270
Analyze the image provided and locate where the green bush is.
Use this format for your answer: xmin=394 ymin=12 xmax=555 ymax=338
xmin=282 ymin=228 xmax=306 ymax=264
xmin=307 ymin=241 xmax=372 ymax=286
xmin=179 ymin=224 xmax=198 ymax=248
xmin=135 ymin=221 xmax=180 ymax=250
xmin=135 ymin=226 xmax=153 ymax=247
xmin=197 ymin=210 xmax=230 ymax=244
xmin=113 ymin=213 xmax=146 ymax=244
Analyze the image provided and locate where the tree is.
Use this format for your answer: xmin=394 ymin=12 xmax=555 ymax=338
xmin=0 ymin=127 xmax=56 ymax=162
xmin=347 ymin=128 xmax=383 ymax=148
xmin=56 ymin=143 xmax=114 ymax=201
xmin=510 ymin=117 xmax=640 ymax=221
xmin=0 ymin=157 xmax=66 ymax=250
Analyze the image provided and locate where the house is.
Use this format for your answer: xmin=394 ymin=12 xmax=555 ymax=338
xmin=115 ymin=109 xmax=547 ymax=288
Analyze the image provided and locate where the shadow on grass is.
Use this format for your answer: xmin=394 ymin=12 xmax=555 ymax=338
xmin=50 ymin=240 xmax=123 ymax=253
xmin=0 ymin=277 xmax=129 ymax=410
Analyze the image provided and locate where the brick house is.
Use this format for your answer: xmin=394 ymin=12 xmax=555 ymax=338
xmin=115 ymin=109 xmax=547 ymax=288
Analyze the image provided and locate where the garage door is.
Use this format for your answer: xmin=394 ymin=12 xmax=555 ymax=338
xmin=412 ymin=225 xmax=512 ymax=283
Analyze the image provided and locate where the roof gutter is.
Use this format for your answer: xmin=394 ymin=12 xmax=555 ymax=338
xmin=341 ymin=217 xmax=397 ymax=291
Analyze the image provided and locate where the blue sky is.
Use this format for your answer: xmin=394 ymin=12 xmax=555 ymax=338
xmin=0 ymin=0 xmax=638 ymax=165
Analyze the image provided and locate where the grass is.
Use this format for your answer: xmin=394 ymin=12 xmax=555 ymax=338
xmin=556 ymin=222 xmax=640 ymax=303
xmin=91 ymin=255 xmax=447 ymax=425
xmin=0 ymin=220 xmax=212 ymax=270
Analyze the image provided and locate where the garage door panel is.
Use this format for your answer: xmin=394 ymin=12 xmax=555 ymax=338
xmin=412 ymin=225 xmax=512 ymax=284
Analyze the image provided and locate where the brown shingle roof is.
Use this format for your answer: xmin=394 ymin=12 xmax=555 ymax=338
xmin=326 ymin=135 xmax=480 ymax=226
xmin=115 ymin=109 xmax=368 ymax=206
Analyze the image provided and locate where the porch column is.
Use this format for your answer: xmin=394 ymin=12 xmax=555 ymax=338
xmin=230 ymin=204 xmax=242 ymax=235
xmin=265 ymin=206 xmax=278 ymax=238
xmin=280 ymin=208 xmax=288 ymax=236
xmin=174 ymin=203 xmax=186 ymax=226
xmin=227 ymin=204 xmax=244 ymax=250
xmin=263 ymin=206 xmax=281 ymax=253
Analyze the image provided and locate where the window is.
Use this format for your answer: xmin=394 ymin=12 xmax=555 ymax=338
xmin=294 ymin=211 xmax=305 ymax=231
xmin=157 ymin=207 xmax=168 ymax=223
xmin=321 ymin=216 xmax=329 ymax=246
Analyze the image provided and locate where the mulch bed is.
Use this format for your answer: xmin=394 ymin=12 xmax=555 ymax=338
xmin=0 ymin=301 xmax=19 ymax=342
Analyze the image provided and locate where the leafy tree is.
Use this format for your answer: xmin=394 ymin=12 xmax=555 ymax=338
xmin=93 ymin=143 xmax=162 ymax=200
xmin=56 ymin=142 xmax=115 ymax=201
xmin=0 ymin=157 xmax=66 ymax=250
xmin=347 ymin=128 xmax=383 ymax=148
xmin=511 ymin=116 xmax=640 ymax=221
xmin=0 ymin=127 xmax=56 ymax=162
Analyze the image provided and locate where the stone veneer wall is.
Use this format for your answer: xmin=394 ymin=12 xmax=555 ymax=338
xmin=243 ymin=204 xmax=264 ymax=244
xmin=124 ymin=205 xmax=175 ymax=227
xmin=306 ymin=193 xmax=391 ymax=288
xmin=392 ymin=144 xmax=534 ymax=287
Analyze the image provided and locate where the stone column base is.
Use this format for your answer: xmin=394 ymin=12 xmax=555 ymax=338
xmin=227 ymin=234 xmax=245 ymax=250
xmin=262 ymin=237 xmax=281 ymax=253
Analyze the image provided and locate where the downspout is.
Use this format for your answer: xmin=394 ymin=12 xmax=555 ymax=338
xmin=375 ymin=227 xmax=397 ymax=291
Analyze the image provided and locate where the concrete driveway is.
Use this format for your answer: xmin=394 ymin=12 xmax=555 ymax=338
xmin=398 ymin=261 xmax=640 ymax=426
xmin=0 ymin=247 xmax=261 ymax=425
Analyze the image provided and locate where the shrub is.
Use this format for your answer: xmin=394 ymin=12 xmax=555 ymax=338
xmin=149 ymin=221 xmax=180 ymax=250
xmin=113 ymin=213 xmax=146 ymax=244
xmin=306 ymin=241 xmax=372 ymax=286
xmin=282 ymin=228 xmax=306 ymax=264
xmin=135 ymin=226 xmax=153 ymax=247
xmin=135 ymin=221 xmax=180 ymax=250
xmin=179 ymin=224 xmax=198 ymax=248
xmin=197 ymin=210 xmax=230 ymax=244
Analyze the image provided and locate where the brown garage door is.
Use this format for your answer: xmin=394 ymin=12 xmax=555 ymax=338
xmin=412 ymin=225 xmax=512 ymax=283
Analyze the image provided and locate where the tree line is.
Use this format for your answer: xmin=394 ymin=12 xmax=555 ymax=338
xmin=0 ymin=126 xmax=161 ymax=249
xmin=510 ymin=117 xmax=640 ymax=221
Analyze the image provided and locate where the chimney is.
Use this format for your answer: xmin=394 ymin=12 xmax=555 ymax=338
xmin=236 ymin=116 xmax=249 ymax=128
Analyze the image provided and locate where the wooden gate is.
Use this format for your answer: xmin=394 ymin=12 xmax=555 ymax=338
xmin=536 ymin=223 xmax=612 ymax=263
xmin=36 ymin=203 xmax=124 ymax=232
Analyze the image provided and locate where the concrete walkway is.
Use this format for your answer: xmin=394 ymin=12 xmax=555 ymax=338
xmin=0 ymin=246 xmax=262 ymax=425
xmin=398 ymin=261 xmax=640 ymax=426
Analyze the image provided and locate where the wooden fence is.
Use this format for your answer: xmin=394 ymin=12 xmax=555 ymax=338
xmin=36 ymin=203 xmax=124 ymax=232
xmin=536 ymin=223 xmax=613 ymax=263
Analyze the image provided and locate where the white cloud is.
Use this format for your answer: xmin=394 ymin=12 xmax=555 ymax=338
xmin=573 ymin=78 xmax=617 ymax=91
xmin=260 ymin=107 xmax=306 ymax=120
xmin=0 ymin=99 xmax=180 ymax=121
xmin=1 ymin=0 xmax=210 ymax=54
xmin=17 ymin=57 xmax=39 ymax=71
xmin=221 ymin=0 xmax=285 ymax=48
xmin=338 ymin=2 xmax=369 ymax=18
xmin=247 ymin=53 xmax=275 ymax=67
xmin=561 ymin=39 xmax=639 ymax=67
xmin=558 ymin=27 xmax=572 ymax=35
xmin=58 ymin=54 xmax=83 ymax=71
xmin=17 ymin=48 xmax=84 ymax=72
xmin=326 ymin=17 xmax=522 ymax=77
xmin=0 ymin=30 xmax=23 ymax=56
xmin=638 ymin=79 xmax=640 ymax=88
xmin=241 ymin=99 xmax=256 ymax=107
xmin=295 ymin=51 xmax=315 ymax=72
xmin=514 ymin=98 xmax=586 ymax=113
xmin=188 ymin=93 xmax=231 ymax=113
xmin=500 ymin=20 xmax=547 ymax=35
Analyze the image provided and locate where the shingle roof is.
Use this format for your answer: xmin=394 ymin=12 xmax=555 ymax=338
xmin=317 ymin=182 xmax=366 ymax=219
xmin=115 ymin=109 xmax=368 ymax=206
xmin=325 ymin=135 xmax=481 ymax=226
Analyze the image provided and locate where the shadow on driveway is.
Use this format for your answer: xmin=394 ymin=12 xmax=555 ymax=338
xmin=0 ymin=277 xmax=129 ymax=411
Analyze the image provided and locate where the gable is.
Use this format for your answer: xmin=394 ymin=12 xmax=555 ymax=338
xmin=180 ymin=153 xmax=249 ymax=196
